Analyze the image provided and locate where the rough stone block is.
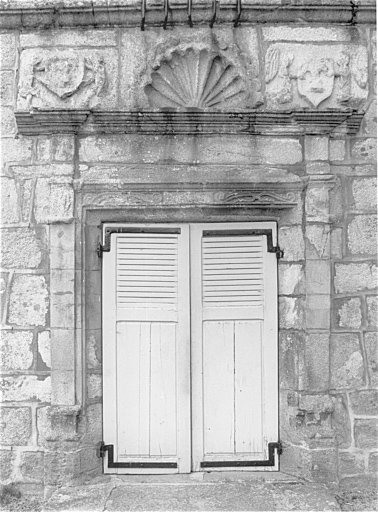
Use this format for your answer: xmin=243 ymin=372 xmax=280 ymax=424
xmin=333 ymin=394 xmax=352 ymax=449
xmin=84 ymin=403 xmax=103 ymax=444
xmin=87 ymin=373 xmax=102 ymax=401
xmin=361 ymin=98 xmax=377 ymax=136
xmin=339 ymin=475 xmax=378 ymax=492
xmin=85 ymin=270 xmax=101 ymax=331
xmin=350 ymin=390 xmax=378 ymax=415
xmin=334 ymin=263 xmax=377 ymax=293
xmin=334 ymin=297 xmax=362 ymax=329
xmin=262 ymin=26 xmax=352 ymax=42
xmin=305 ymin=225 xmax=331 ymax=259
xmin=365 ymin=332 xmax=378 ymax=387
xmin=50 ymin=224 xmax=75 ymax=270
xmin=352 ymin=178 xmax=377 ymax=211
xmin=38 ymin=331 xmax=51 ymax=369
xmin=0 ymin=34 xmax=17 ymax=69
xmin=20 ymin=451 xmax=44 ymax=481
xmin=302 ymin=333 xmax=329 ymax=391
xmin=279 ymin=226 xmax=305 ymax=261
xmin=79 ymin=447 xmax=102 ymax=474
xmin=305 ymin=162 xmax=331 ymax=175
xmin=20 ymin=29 xmax=117 ymax=48
xmin=1 ymin=139 xmax=33 ymax=169
xmin=0 ymin=71 xmax=14 ymax=106
xmin=51 ymin=371 xmax=75 ymax=406
xmin=310 ymin=449 xmax=338 ymax=483
xmin=11 ymin=164 xmax=74 ymax=178
xmin=305 ymin=136 xmax=328 ymax=161
xmin=330 ymin=333 xmax=364 ymax=390
xmin=0 ymin=178 xmax=19 ymax=224
xmin=52 ymin=135 xmax=75 ymax=162
xmin=1 ymin=107 xmax=16 ymax=137
xmin=278 ymin=264 xmax=305 ymax=295
xmin=36 ymin=406 xmax=52 ymax=447
xmin=86 ymin=330 xmax=102 ymax=370
xmin=367 ymin=296 xmax=378 ymax=328
xmin=279 ymin=331 xmax=304 ymax=390
xmin=0 ymin=450 xmax=15 ymax=480
xmin=355 ymin=164 xmax=377 ymax=175
xmin=330 ymin=228 xmax=343 ymax=259
xmin=34 ymin=178 xmax=74 ymax=224
xmin=0 ymin=331 xmax=33 ymax=371
xmin=0 ymin=407 xmax=31 ymax=445
xmin=329 ymin=139 xmax=346 ymax=161
xmin=36 ymin=139 xmax=52 ymax=162
xmin=339 ymin=452 xmax=365 ymax=475
xmin=351 ymin=138 xmax=377 ymax=161
xmin=348 ymin=215 xmax=377 ymax=255
xmin=8 ymin=275 xmax=48 ymax=327
xmin=306 ymin=295 xmax=330 ymax=329
xmin=306 ymin=261 xmax=330 ymax=295
xmin=51 ymin=330 xmax=75 ymax=371
xmin=0 ymin=228 xmax=46 ymax=269
xmin=50 ymin=270 xmax=75 ymax=329
xmin=368 ymin=452 xmax=378 ymax=473
xmin=306 ymin=186 xmax=330 ymax=222
xmin=279 ymin=297 xmax=305 ymax=330
xmin=355 ymin=419 xmax=378 ymax=449
xmin=0 ymin=375 xmax=51 ymax=402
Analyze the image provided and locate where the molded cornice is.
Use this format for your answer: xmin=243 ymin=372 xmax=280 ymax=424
xmin=15 ymin=109 xmax=365 ymax=136
xmin=0 ymin=1 xmax=375 ymax=29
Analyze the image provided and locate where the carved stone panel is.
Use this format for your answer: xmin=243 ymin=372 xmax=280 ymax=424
xmin=265 ymin=44 xmax=368 ymax=110
xmin=17 ymin=49 xmax=118 ymax=110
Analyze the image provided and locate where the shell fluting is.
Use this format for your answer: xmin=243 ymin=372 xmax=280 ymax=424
xmin=145 ymin=49 xmax=246 ymax=110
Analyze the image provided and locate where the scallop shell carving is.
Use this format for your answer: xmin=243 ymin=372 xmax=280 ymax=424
xmin=145 ymin=49 xmax=247 ymax=110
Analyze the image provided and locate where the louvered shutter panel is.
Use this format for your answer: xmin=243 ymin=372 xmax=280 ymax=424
xmin=103 ymin=227 xmax=191 ymax=474
xmin=191 ymin=223 xmax=278 ymax=471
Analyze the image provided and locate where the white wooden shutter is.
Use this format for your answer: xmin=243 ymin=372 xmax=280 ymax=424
xmin=102 ymin=226 xmax=190 ymax=474
xmin=191 ymin=222 xmax=278 ymax=471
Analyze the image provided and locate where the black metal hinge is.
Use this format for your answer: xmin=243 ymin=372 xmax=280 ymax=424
xmin=98 ymin=442 xmax=177 ymax=469
xmin=201 ymin=442 xmax=283 ymax=468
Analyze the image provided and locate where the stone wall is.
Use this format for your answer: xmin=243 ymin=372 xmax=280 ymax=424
xmin=0 ymin=0 xmax=376 ymax=494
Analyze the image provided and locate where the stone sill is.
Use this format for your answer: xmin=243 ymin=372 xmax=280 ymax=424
xmin=15 ymin=109 xmax=365 ymax=136
xmin=0 ymin=1 xmax=375 ymax=29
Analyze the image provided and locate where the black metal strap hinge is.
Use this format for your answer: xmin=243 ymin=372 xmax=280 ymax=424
xmin=201 ymin=442 xmax=283 ymax=468
xmin=98 ymin=442 xmax=177 ymax=469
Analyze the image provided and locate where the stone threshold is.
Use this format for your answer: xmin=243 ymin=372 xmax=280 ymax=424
xmin=15 ymin=109 xmax=364 ymax=136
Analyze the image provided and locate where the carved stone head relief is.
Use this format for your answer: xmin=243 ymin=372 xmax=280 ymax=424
xmin=298 ymin=58 xmax=335 ymax=107
xmin=145 ymin=48 xmax=247 ymax=110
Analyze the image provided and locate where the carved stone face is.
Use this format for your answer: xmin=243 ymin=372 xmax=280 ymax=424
xmin=36 ymin=55 xmax=85 ymax=99
xmin=298 ymin=58 xmax=334 ymax=107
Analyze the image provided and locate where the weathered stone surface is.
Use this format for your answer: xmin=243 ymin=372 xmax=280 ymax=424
xmin=329 ymin=139 xmax=346 ymax=161
xmin=306 ymin=225 xmax=330 ymax=259
xmin=20 ymin=451 xmax=44 ymax=481
xmin=36 ymin=139 xmax=52 ymax=162
xmin=330 ymin=228 xmax=343 ymax=259
xmin=0 ymin=375 xmax=51 ymax=402
xmin=86 ymin=330 xmax=101 ymax=370
xmin=0 ymin=178 xmax=19 ymax=223
xmin=18 ymin=48 xmax=118 ymax=110
xmin=1 ymin=107 xmax=16 ymax=136
xmin=20 ymin=29 xmax=117 ymax=48
xmin=0 ymin=331 xmax=33 ymax=371
xmin=0 ymin=450 xmax=15 ymax=480
xmin=38 ymin=331 xmax=51 ymax=369
xmin=367 ymin=296 xmax=378 ymax=328
xmin=50 ymin=270 xmax=75 ymax=329
xmin=306 ymin=261 xmax=330 ymax=295
xmin=339 ymin=452 xmax=365 ymax=475
xmin=335 ymin=297 xmax=362 ymax=329
xmin=352 ymin=178 xmax=377 ymax=210
xmin=279 ymin=226 xmax=305 ymax=261
xmin=361 ymin=99 xmax=377 ymax=136
xmin=279 ymin=331 xmax=304 ymax=390
xmin=330 ymin=334 xmax=364 ymax=389
xmin=51 ymin=330 xmax=74 ymax=370
xmin=8 ymin=275 xmax=48 ymax=327
xmin=50 ymin=223 xmax=75 ymax=270
xmin=365 ymin=332 xmax=378 ymax=387
xmin=305 ymin=137 xmax=328 ymax=161
xmin=0 ymin=228 xmax=44 ymax=269
xmin=302 ymin=334 xmax=329 ymax=391
xmin=262 ymin=27 xmax=352 ymax=42
xmin=354 ymin=419 xmax=378 ymax=449
xmin=306 ymin=162 xmax=331 ymax=175
xmin=348 ymin=215 xmax=377 ymax=254
xmin=306 ymin=295 xmax=330 ymax=329
xmin=84 ymin=403 xmax=102 ymax=444
xmin=278 ymin=264 xmax=304 ymax=295
xmin=368 ymin=452 xmax=378 ymax=473
xmin=334 ymin=263 xmax=377 ymax=293
xmin=20 ymin=179 xmax=33 ymax=222
xmin=52 ymin=135 xmax=75 ymax=162
xmin=0 ymin=70 xmax=14 ymax=106
xmin=0 ymin=407 xmax=31 ymax=446
xmin=354 ymin=164 xmax=377 ymax=176
xmin=79 ymin=135 xmax=303 ymax=165
xmin=306 ymin=185 xmax=331 ymax=222
xmin=1 ymin=139 xmax=33 ymax=169
xmin=333 ymin=394 xmax=352 ymax=449
xmin=351 ymin=138 xmax=377 ymax=161
xmin=11 ymin=164 xmax=73 ymax=178
xmin=51 ymin=371 xmax=75 ymax=406
xmin=87 ymin=373 xmax=102 ymax=401
xmin=350 ymin=390 xmax=378 ymax=415
xmin=279 ymin=297 xmax=305 ymax=330
xmin=0 ymin=33 xmax=17 ymax=69
xmin=36 ymin=406 xmax=52 ymax=447
xmin=34 ymin=178 xmax=74 ymax=224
